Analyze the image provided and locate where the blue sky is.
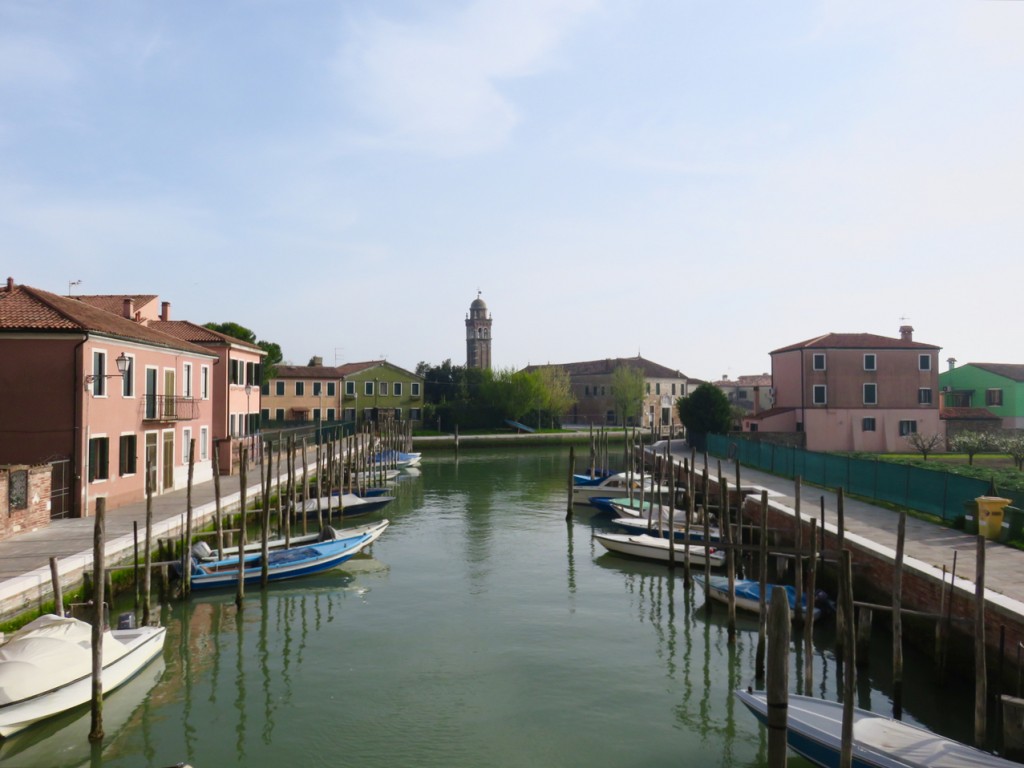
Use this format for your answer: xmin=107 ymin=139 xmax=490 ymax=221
xmin=3 ymin=1 xmax=1022 ymax=381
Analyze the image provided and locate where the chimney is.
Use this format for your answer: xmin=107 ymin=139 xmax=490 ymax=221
xmin=5 ymin=277 xmax=13 ymax=292
xmin=122 ymin=298 xmax=134 ymax=319
xmin=947 ymin=357 xmax=957 ymax=371
xmin=899 ymin=325 xmax=913 ymax=342
xmin=161 ymin=301 xmax=171 ymax=321
xmin=311 ymin=356 xmax=323 ymax=366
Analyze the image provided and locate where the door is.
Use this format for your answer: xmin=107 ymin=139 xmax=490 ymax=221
xmin=163 ymin=370 xmax=176 ymax=418
xmin=145 ymin=368 xmax=158 ymax=419
xmin=162 ymin=431 xmax=174 ymax=490
xmin=145 ymin=433 xmax=158 ymax=493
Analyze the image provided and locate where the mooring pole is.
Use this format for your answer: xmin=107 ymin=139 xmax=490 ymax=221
xmin=756 ymin=489 xmax=769 ymax=680
xmin=143 ymin=456 xmax=154 ymax=626
xmin=236 ymin=447 xmax=248 ymax=609
xmin=893 ymin=508 xmax=906 ymax=718
xmin=975 ymin=533 xmax=987 ymax=748
xmin=767 ymin=587 xmax=791 ymax=768
xmin=804 ymin=518 xmax=818 ymax=694
xmin=89 ymin=497 xmax=106 ymax=742
xmin=49 ymin=556 xmax=63 ymax=617
xmin=840 ymin=548 xmax=855 ymax=768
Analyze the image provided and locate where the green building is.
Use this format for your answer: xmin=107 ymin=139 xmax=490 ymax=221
xmin=940 ymin=363 xmax=1024 ymax=429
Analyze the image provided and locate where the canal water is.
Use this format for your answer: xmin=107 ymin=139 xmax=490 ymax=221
xmin=0 ymin=447 xmax=981 ymax=767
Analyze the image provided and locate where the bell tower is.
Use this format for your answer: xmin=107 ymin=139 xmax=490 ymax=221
xmin=466 ymin=291 xmax=492 ymax=370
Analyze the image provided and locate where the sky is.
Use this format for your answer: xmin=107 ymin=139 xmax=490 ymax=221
xmin=3 ymin=1 xmax=1023 ymax=382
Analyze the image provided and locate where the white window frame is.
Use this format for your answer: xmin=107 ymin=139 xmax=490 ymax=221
xmin=919 ymin=354 xmax=932 ymax=371
xmin=863 ymin=383 xmax=877 ymax=405
xmin=326 ymin=408 xmax=336 ymax=420
xmin=276 ymin=381 xmax=285 ymax=396
xmin=118 ymin=431 xmax=138 ymax=476
xmin=812 ymin=353 xmax=826 ymax=371
xmin=393 ymin=382 xmax=403 ymax=396
xmin=812 ymin=384 xmax=827 ymax=405
xmin=295 ymin=381 xmax=305 ymax=397
xmin=89 ymin=433 xmax=110 ymax=482
xmin=380 ymin=381 xmax=389 ymax=396
xmin=201 ymin=365 xmax=210 ymax=400
xmin=863 ymin=354 xmax=876 ymax=371
xmin=122 ymin=354 xmax=135 ymax=398
xmin=92 ymin=350 xmax=108 ymax=397
xmin=918 ymin=388 xmax=933 ymax=405
xmin=183 ymin=427 xmax=192 ymax=464
xmin=899 ymin=419 xmax=917 ymax=436
xmin=364 ymin=381 xmax=374 ymax=396
xmin=200 ymin=426 xmax=209 ymax=460
xmin=412 ymin=382 xmax=421 ymax=397
xmin=183 ymin=362 xmax=193 ymax=398
xmin=345 ymin=381 xmax=355 ymax=396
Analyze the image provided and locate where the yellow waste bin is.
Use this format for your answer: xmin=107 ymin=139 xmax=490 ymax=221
xmin=977 ymin=496 xmax=1012 ymax=540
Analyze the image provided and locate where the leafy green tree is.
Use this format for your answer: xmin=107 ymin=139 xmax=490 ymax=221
xmin=999 ymin=433 xmax=1024 ymax=471
xmin=536 ymin=366 xmax=575 ymax=428
xmin=203 ymin=321 xmax=281 ymax=383
xmin=611 ymin=365 xmax=645 ymax=427
xmin=677 ymin=383 xmax=732 ymax=450
xmin=904 ymin=432 xmax=944 ymax=460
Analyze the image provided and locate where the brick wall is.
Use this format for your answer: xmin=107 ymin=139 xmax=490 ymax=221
xmin=0 ymin=464 xmax=52 ymax=541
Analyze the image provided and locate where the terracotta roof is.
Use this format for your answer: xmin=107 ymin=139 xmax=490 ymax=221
xmin=964 ymin=363 xmax=1024 ymax=383
xmin=72 ymin=294 xmax=159 ymax=315
xmin=940 ymin=407 xmax=1001 ymax=421
xmin=744 ymin=407 xmax=796 ymax=421
xmin=273 ymin=360 xmax=391 ymax=380
xmin=156 ymin=320 xmax=265 ymax=353
xmin=524 ymin=356 xmax=688 ymax=379
xmin=771 ymin=333 xmax=940 ymax=354
xmin=0 ymin=283 xmax=214 ymax=357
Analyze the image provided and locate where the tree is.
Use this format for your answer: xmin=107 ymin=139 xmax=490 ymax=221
xmin=536 ymin=366 xmax=575 ymax=428
xmin=677 ymin=383 xmax=732 ymax=450
xmin=203 ymin=322 xmax=281 ymax=384
xmin=611 ymin=365 xmax=645 ymax=427
xmin=999 ymin=433 xmax=1024 ymax=471
xmin=949 ymin=430 xmax=995 ymax=466
xmin=904 ymin=432 xmax=944 ymax=460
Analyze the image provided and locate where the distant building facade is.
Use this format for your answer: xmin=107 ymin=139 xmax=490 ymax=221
xmin=940 ymin=362 xmax=1024 ymax=430
xmin=466 ymin=292 xmax=492 ymax=370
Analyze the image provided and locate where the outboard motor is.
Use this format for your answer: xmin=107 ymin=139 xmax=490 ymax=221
xmin=318 ymin=525 xmax=338 ymax=542
xmin=117 ymin=612 xmax=136 ymax=630
xmin=191 ymin=540 xmax=213 ymax=560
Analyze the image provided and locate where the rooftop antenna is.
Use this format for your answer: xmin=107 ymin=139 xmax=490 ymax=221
xmin=68 ymin=279 xmax=82 ymax=296
xmin=333 ymin=347 xmax=344 ymax=364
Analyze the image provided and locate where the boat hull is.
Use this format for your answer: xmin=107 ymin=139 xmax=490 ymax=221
xmin=593 ymin=532 xmax=725 ymax=567
xmin=0 ymin=625 xmax=166 ymax=738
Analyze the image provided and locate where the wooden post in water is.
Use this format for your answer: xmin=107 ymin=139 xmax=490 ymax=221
xmin=261 ymin=444 xmax=272 ymax=588
xmin=183 ymin=438 xmax=195 ymax=598
xmin=724 ymin=477 xmax=736 ymax=643
xmin=49 ymin=557 xmax=63 ymax=616
xmin=132 ymin=521 xmax=139 ymax=616
xmin=213 ymin=445 xmax=224 ymax=558
xmin=143 ymin=456 xmax=154 ymax=626
xmin=976 ymin=533 xmax=987 ymax=748
xmin=804 ymin=519 xmax=818 ymax=693
xmin=89 ymin=497 xmax=106 ymax=742
xmin=236 ymin=447 xmax=248 ymax=609
xmin=756 ymin=489 xmax=769 ymax=680
xmin=702 ymin=464 xmax=712 ymax=601
xmin=836 ymin=488 xmax=847 ymax=660
xmin=566 ymin=447 xmax=575 ymax=519
xmin=588 ymin=424 xmax=595 ymax=478
xmin=684 ymin=457 xmax=694 ymax=588
xmin=301 ymin=437 xmax=309 ymax=536
xmin=855 ymin=607 xmax=873 ymax=670
xmin=794 ymin=476 xmax=803 ymax=625
xmin=316 ymin=436 xmax=323 ymax=527
xmin=767 ymin=587 xmax=791 ymax=768
xmin=665 ymin=442 xmax=675 ymax=568
xmin=840 ymin=548 xmax=856 ymax=768
xmin=893 ymin=508 xmax=906 ymax=718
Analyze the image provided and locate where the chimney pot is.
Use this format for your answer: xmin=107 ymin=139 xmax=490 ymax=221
xmin=947 ymin=357 xmax=957 ymax=371
xmin=123 ymin=298 xmax=134 ymax=319
xmin=899 ymin=324 xmax=914 ymax=342
xmin=5 ymin=277 xmax=13 ymax=292
xmin=161 ymin=301 xmax=170 ymax=321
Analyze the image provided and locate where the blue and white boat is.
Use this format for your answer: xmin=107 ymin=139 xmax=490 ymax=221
xmin=694 ymin=574 xmax=827 ymax=622
xmin=372 ymin=449 xmax=421 ymax=468
xmin=611 ymin=516 xmax=720 ymax=543
xmin=572 ymin=473 xmax=669 ymax=506
xmin=594 ymin=531 xmax=725 ymax=568
xmin=735 ymin=689 xmax=1018 ymax=768
xmin=188 ymin=524 xmax=386 ymax=591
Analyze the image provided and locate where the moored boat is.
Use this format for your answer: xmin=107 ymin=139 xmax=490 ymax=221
xmin=593 ymin=532 xmax=725 ymax=568
xmin=610 ymin=516 xmax=720 ymax=543
xmin=572 ymin=473 xmax=669 ymax=505
xmin=695 ymin=574 xmax=827 ymax=622
xmin=0 ymin=614 xmax=166 ymax=738
xmin=735 ymin=688 xmax=1018 ymax=768
xmin=194 ymin=519 xmax=390 ymax=562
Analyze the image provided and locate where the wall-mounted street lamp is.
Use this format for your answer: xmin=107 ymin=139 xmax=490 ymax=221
xmin=84 ymin=352 xmax=130 ymax=390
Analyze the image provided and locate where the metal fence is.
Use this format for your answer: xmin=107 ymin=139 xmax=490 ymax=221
xmin=708 ymin=434 xmax=1023 ymax=523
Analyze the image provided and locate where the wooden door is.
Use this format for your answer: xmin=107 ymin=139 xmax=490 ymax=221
xmin=145 ymin=433 xmax=158 ymax=494
xmin=163 ymin=370 xmax=176 ymax=418
xmin=162 ymin=431 xmax=174 ymax=490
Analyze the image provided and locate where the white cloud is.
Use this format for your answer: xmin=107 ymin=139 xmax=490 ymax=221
xmin=337 ymin=0 xmax=598 ymax=155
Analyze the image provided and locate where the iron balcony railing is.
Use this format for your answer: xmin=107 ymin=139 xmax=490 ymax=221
xmin=143 ymin=394 xmax=199 ymax=421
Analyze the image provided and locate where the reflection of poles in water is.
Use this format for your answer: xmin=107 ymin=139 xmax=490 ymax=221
xmin=565 ymin=516 xmax=577 ymax=600
xmin=235 ymin=605 xmax=247 ymax=760
xmin=260 ymin=591 xmax=274 ymax=744
xmin=180 ymin=602 xmax=196 ymax=763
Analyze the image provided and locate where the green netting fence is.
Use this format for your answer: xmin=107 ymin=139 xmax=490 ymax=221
xmin=708 ymin=434 xmax=1023 ymax=524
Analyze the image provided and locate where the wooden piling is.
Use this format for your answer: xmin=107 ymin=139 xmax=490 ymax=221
xmin=143 ymin=457 xmax=154 ymax=626
xmin=804 ymin=519 xmax=818 ymax=693
xmin=839 ymin=548 xmax=855 ymax=768
xmin=756 ymin=489 xmax=769 ymax=680
xmin=836 ymin=488 xmax=847 ymax=661
xmin=794 ymin=476 xmax=803 ymax=624
xmin=566 ymin=447 xmax=575 ymax=519
xmin=724 ymin=476 xmax=736 ymax=643
xmin=855 ymin=607 xmax=872 ymax=669
xmin=89 ymin=497 xmax=106 ymax=742
xmin=183 ymin=438 xmax=195 ymax=599
xmin=261 ymin=443 xmax=272 ymax=589
xmin=236 ymin=447 xmax=247 ymax=609
xmin=893 ymin=508 xmax=906 ymax=718
xmin=976 ymin=533 xmax=987 ymax=748
xmin=213 ymin=446 xmax=224 ymax=558
xmin=49 ymin=556 xmax=63 ymax=617
xmin=767 ymin=587 xmax=791 ymax=768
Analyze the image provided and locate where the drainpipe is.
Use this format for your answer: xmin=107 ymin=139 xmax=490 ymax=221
xmin=74 ymin=334 xmax=88 ymax=518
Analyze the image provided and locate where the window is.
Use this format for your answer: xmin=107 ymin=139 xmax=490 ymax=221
xmin=411 ymin=382 xmax=421 ymax=397
xmin=313 ymin=382 xmax=322 ymax=397
xmin=326 ymin=408 xmax=336 ymax=420
xmin=645 ymin=383 xmax=651 ymax=394
xmin=410 ymin=408 xmax=422 ymax=420
xmin=122 ymin=355 xmax=135 ymax=397
xmin=327 ymin=382 xmax=336 ymax=397
xmin=344 ymin=408 xmax=356 ymax=421
xmin=606 ymin=410 xmax=616 ymax=423
xmin=275 ymin=381 xmax=285 ymax=396
xmin=183 ymin=363 xmax=193 ymax=397
xmin=393 ymin=408 xmax=402 ymax=419
xmin=183 ymin=428 xmax=192 ymax=464
xmin=393 ymin=382 xmax=402 ymax=396
xmin=313 ymin=408 xmax=321 ymax=421
xmin=246 ymin=361 xmax=257 ymax=386
xmin=230 ymin=359 xmax=243 ymax=385
xmin=863 ymin=383 xmax=877 ymax=405
xmin=655 ymin=383 xmax=661 ymax=395
xmin=748 ymin=423 xmax=758 ymax=432
xmin=88 ymin=437 xmax=109 ymax=481
xmin=275 ymin=408 xmax=285 ymax=421
xmin=899 ymin=420 xmax=917 ymax=436
xmin=812 ymin=353 xmax=826 ymax=371
xmin=261 ymin=381 xmax=269 ymax=396
xmin=229 ymin=415 xmax=237 ymax=437
xmin=380 ymin=381 xmax=389 ymax=396
xmin=92 ymin=351 xmax=107 ymax=396
xmin=862 ymin=418 xmax=876 ymax=432
xmin=364 ymin=381 xmax=374 ymax=396
xmin=200 ymin=427 xmax=209 ymax=460
xmin=918 ymin=388 xmax=933 ymax=405
xmin=119 ymin=435 xmax=137 ymax=476
xmin=987 ymin=389 xmax=1004 ymax=406
xmin=812 ymin=384 xmax=827 ymax=405
xmin=864 ymin=354 xmax=876 ymax=371
xmin=201 ymin=366 xmax=210 ymax=399
xmin=585 ymin=385 xmax=590 ymax=396
xmin=346 ymin=381 xmax=355 ymax=396
xmin=295 ymin=381 xmax=305 ymax=396
xmin=671 ymin=383 xmax=676 ymax=396
xmin=145 ymin=367 xmax=158 ymax=419
xmin=919 ymin=354 xmax=932 ymax=371
xmin=261 ymin=408 xmax=270 ymax=422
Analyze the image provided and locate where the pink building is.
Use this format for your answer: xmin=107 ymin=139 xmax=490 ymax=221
xmin=743 ymin=326 xmax=943 ymax=452
xmin=0 ymin=280 xmax=221 ymax=518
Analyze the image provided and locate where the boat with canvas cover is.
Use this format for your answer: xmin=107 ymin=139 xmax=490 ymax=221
xmin=593 ymin=532 xmax=726 ymax=567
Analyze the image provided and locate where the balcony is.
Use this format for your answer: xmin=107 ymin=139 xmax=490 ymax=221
xmin=143 ymin=395 xmax=200 ymax=421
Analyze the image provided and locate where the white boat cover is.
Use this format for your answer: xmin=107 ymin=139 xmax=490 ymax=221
xmin=853 ymin=718 xmax=1017 ymax=768
xmin=0 ymin=615 xmax=129 ymax=705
